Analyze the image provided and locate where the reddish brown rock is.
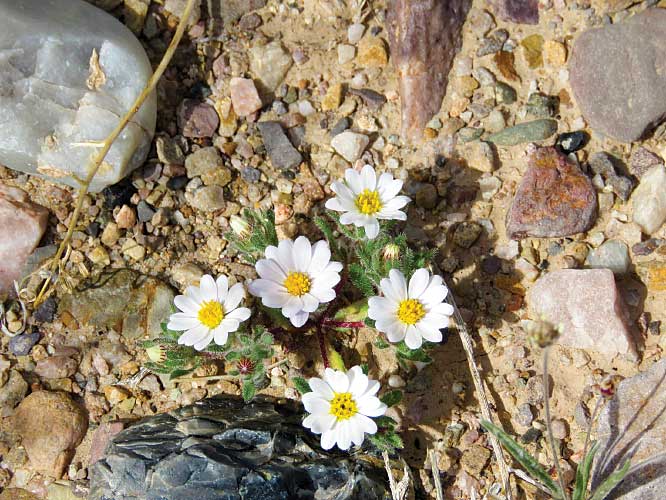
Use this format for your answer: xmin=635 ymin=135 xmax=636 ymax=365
xmin=387 ymin=0 xmax=471 ymax=143
xmin=15 ymin=390 xmax=88 ymax=478
xmin=90 ymin=421 xmax=125 ymax=464
xmin=528 ymin=269 xmax=636 ymax=359
xmin=177 ymin=99 xmax=219 ymax=138
xmin=506 ymin=147 xmax=597 ymax=239
xmin=492 ymin=0 xmax=538 ymax=25
xmin=0 ymin=184 xmax=49 ymax=297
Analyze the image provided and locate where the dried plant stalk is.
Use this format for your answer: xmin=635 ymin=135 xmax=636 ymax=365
xmin=32 ymin=0 xmax=198 ymax=306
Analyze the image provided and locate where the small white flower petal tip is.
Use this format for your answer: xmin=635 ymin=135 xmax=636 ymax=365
xmin=167 ymin=274 xmax=251 ymax=351
xmin=368 ymin=268 xmax=454 ymax=350
xmin=248 ymin=236 xmax=343 ymax=328
xmin=325 ymin=164 xmax=410 ymax=240
xmin=301 ymin=366 xmax=387 ymax=451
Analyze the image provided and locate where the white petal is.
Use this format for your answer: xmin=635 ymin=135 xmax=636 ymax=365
xmin=421 ymin=284 xmax=449 ymax=306
xmin=309 ymin=286 xmax=336 ymax=303
xmin=302 ymin=393 xmax=331 ymax=415
xmin=382 ymin=195 xmax=411 ymax=212
xmin=215 ymin=275 xmax=229 ymax=300
xmin=360 ymin=164 xmax=377 ymax=190
xmin=323 ymin=368 xmax=350 ymax=393
xmin=224 ymin=283 xmax=245 ymax=311
xmin=312 ymin=270 xmax=341 ymax=291
xmin=357 ymin=396 xmax=387 ymax=417
xmin=336 ymin=420 xmax=352 ymax=450
xmin=368 ymin=296 xmax=395 ymax=320
xmin=330 ymin=181 xmax=357 ymax=205
xmin=213 ymin=327 xmax=229 ymax=346
xmin=388 ymin=269 xmax=408 ymax=300
xmin=265 ymin=244 xmax=279 ymax=261
xmin=199 ymin=275 xmax=218 ymax=301
xmin=282 ymin=296 xmax=304 ymax=317
xmin=304 ymin=413 xmax=336 ymax=433
xmin=340 ymin=211 xmax=363 ymax=226
xmin=354 ymin=413 xmax=378 ymax=435
xmin=277 ymin=239 xmax=296 ymax=272
xmin=431 ymin=302 xmax=455 ymax=317
xmin=185 ymin=286 xmax=205 ymax=305
xmin=248 ymin=278 xmax=279 ymax=297
xmin=349 ymin=418 xmax=366 ymax=447
xmin=377 ymin=174 xmax=403 ymax=199
xmin=293 ymin=236 xmax=313 ymax=272
xmin=360 ymin=379 xmax=380 ymax=398
xmin=325 ymin=197 xmax=345 ymax=212
xmin=385 ymin=322 xmax=407 ymax=343
xmin=255 ymin=258 xmax=287 ymax=283
xmin=289 ymin=310 xmax=309 ymax=327
xmin=364 ymin=218 xmax=380 ymax=239
xmin=178 ymin=325 xmax=208 ymax=349
xmin=408 ymin=268 xmax=430 ymax=300
xmin=345 ymin=168 xmax=363 ymax=194
xmin=348 ymin=369 xmax=369 ymax=398
xmin=262 ymin=291 xmax=290 ymax=308
xmin=417 ymin=323 xmax=443 ymax=343
xmin=301 ymin=293 xmax=320 ymax=313
xmin=193 ymin=331 xmax=214 ymax=351
xmin=404 ymin=326 xmax=423 ymax=349
xmin=308 ymin=377 xmax=334 ymax=400
xmin=167 ymin=313 xmax=199 ymax=331
xmin=309 ymin=240 xmax=332 ymax=274
xmin=320 ymin=429 xmax=337 ymax=450
xmin=377 ymin=210 xmax=407 ymax=221
xmin=174 ymin=295 xmax=200 ymax=315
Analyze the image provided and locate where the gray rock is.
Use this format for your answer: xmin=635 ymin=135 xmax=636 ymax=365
xmin=249 ymin=41 xmax=293 ymax=92
xmin=35 ymin=356 xmax=78 ymax=379
xmin=593 ymin=360 xmax=666 ymax=499
xmin=585 ymin=240 xmax=630 ymax=275
xmin=185 ymin=147 xmax=223 ymax=178
xmin=487 ymin=119 xmax=558 ymax=146
xmin=136 ymin=201 xmax=156 ymax=222
xmin=514 ymin=403 xmax=533 ymax=427
xmin=58 ymin=269 xmax=175 ymax=340
xmin=257 ymin=121 xmax=302 ymax=170
xmin=630 ymin=147 xmax=663 ymax=179
xmin=569 ymin=9 xmax=666 ymax=142
xmin=90 ymin=396 xmax=391 ymax=500
xmin=0 ymin=370 xmax=28 ymax=417
xmin=0 ymin=0 xmax=156 ymax=192
xmin=589 ymin=152 xmax=634 ymax=201
xmin=8 ymin=332 xmax=40 ymax=356
xmin=189 ymin=185 xmax=225 ymax=212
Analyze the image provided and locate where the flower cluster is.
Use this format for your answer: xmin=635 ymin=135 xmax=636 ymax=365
xmin=161 ymin=164 xmax=455 ymax=451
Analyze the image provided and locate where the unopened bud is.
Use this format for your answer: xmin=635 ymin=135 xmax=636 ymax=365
xmin=596 ymin=374 xmax=622 ymax=399
xmin=230 ymin=215 xmax=251 ymax=239
xmin=525 ymin=318 xmax=561 ymax=348
xmin=382 ymin=243 xmax=400 ymax=261
xmin=237 ymin=357 xmax=255 ymax=375
xmin=146 ymin=344 xmax=167 ymax=363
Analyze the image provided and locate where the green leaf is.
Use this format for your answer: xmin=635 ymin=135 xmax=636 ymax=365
xmin=170 ymin=368 xmax=194 ymax=379
xmin=373 ymin=336 xmax=389 ymax=349
xmin=365 ymin=317 xmax=377 ymax=329
xmin=573 ymin=442 xmax=599 ymax=500
xmin=349 ymin=262 xmax=376 ymax=297
xmin=589 ymin=459 xmax=631 ymax=500
xmin=380 ymin=390 xmax=403 ymax=408
xmin=292 ymin=377 xmax=311 ymax=395
xmin=396 ymin=343 xmax=432 ymax=363
xmin=384 ymin=431 xmax=404 ymax=450
xmin=242 ymin=381 xmax=256 ymax=402
xmin=328 ymin=348 xmax=346 ymax=371
xmin=226 ymin=351 xmax=240 ymax=361
xmin=481 ymin=420 xmax=563 ymax=499
xmin=360 ymin=363 xmax=369 ymax=375
xmin=333 ymin=298 xmax=369 ymax=322
xmin=374 ymin=415 xmax=397 ymax=430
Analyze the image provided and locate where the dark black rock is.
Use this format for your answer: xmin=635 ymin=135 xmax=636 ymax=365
xmin=103 ymin=178 xmax=137 ymax=210
xmin=481 ymin=256 xmax=502 ymax=274
xmin=33 ymin=296 xmax=57 ymax=323
xmin=331 ymin=117 xmax=351 ymax=137
xmin=9 ymin=332 xmax=40 ymax=356
xmin=90 ymin=396 xmax=390 ymax=500
xmin=85 ymin=222 xmax=101 ymax=238
xmin=167 ymin=176 xmax=189 ymax=191
xmin=556 ymin=131 xmax=589 ymax=154
xmin=521 ymin=427 xmax=542 ymax=444
xmin=257 ymin=121 xmax=303 ymax=170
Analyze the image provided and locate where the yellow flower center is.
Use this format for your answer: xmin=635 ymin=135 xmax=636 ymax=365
xmin=397 ymin=299 xmax=425 ymax=325
xmin=284 ymin=272 xmax=311 ymax=296
xmin=355 ymin=189 xmax=382 ymax=215
xmin=329 ymin=392 xmax=358 ymax=420
xmin=198 ymin=300 xmax=225 ymax=328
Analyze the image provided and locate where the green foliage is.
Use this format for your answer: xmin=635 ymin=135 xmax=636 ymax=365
xmin=380 ymin=390 xmax=403 ymax=408
xmin=481 ymin=420 xmax=564 ymax=499
xmin=292 ymin=377 xmax=311 ymax=395
xmin=328 ymin=348 xmax=346 ymax=371
xmin=315 ymin=216 xmax=341 ymax=259
xmin=373 ymin=336 xmax=389 ymax=349
xmin=242 ymin=381 xmax=256 ymax=402
xmin=368 ymin=415 xmax=404 ymax=453
xmin=588 ymin=459 xmax=630 ymax=500
xmin=395 ymin=340 xmax=433 ymax=364
xmin=349 ymin=262 xmax=375 ymax=297
xmin=142 ymin=326 xmax=202 ymax=379
xmin=225 ymin=209 xmax=279 ymax=263
xmin=573 ymin=443 xmax=598 ymax=500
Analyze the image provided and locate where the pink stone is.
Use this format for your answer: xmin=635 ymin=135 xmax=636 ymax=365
xmin=177 ymin=99 xmax=219 ymax=138
xmin=230 ymin=77 xmax=262 ymax=117
xmin=90 ymin=421 xmax=125 ymax=464
xmin=0 ymin=185 xmax=48 ymax=296
xmin=527 ymin=269 xmax=636 ymax=359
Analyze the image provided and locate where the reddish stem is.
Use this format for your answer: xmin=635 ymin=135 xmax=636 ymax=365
xmin=316 ymin=324 xmax=330 ymax=369
xmin=322 ymin=319 xmax=365 ymax=329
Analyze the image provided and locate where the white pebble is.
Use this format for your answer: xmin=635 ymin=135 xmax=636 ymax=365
xmin=337 ymin=44 xmax=355 ymax=64
xmin=347 ymin=23 xmax=365 ymax=44
xmin=298 ymin=100 xmax=315 ymax=116
xmin=388 ymin=374 xmax=406 ymax=388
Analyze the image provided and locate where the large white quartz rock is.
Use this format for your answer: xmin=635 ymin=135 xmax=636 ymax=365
xmin=0 ymin=0 xmax=156 ymax=192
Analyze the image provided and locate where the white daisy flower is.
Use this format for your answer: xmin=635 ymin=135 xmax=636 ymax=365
xmin=368 ymin=268 xmax=454 ymax=350
xmin=167 ymin=274 xmax=251 ymax=351
xmin=302 ymin=366 xmax=387 ymax=450
xmin=325 ymin=164 xmax=410 ymax=239
xmin=248 ymin=236 xmax=343 ymax=328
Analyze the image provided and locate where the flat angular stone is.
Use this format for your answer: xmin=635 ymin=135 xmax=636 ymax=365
xmin=492 ymin=0 xmax=538 ymax=25
xmin=630 ymin=146 xmax=663 ymax=179
xmin=331 ymin=130 xmax=369 ymax=162
xmin=249 ymin=41 xmax=293 ymax=92
xmin=229 ymin=77 xmax=262 ymax=117
xmin=0 ymin=185 xmax=48 ymax=297
xmin=486 ymin=119 xmax=558 ymax=146
xmin=569 ymin=9 xmax=666 ymax=142
xmin=507 ymin=147 xmax=597 ymax=239
xmin=387 ymin=0 xmax=471 ymax=143
xmin=527 ymin=269 xmax=635 ymax=359
xmin=257 ymin=121 xmax=302 ymax=170
xmin=631 ymin=165 xmax=666 ymax=234
xmin=90 ymin=395 xmax=390 ymax=500
xmin=0 ymin=0 xmax=156 ymax=191
xmin=585 ymin=240 xmax=630 ymax=275
xmin=593 ymin=360 xmax=666 ymax=499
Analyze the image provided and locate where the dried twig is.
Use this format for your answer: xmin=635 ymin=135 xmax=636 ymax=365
xmin=449 ymin=295 xmax=513 ymax=499
xmin=429 ymin=449 xmax=444 ymax=500
xmin=32 ymin=0 xmax=198 ymax=307
xmin=382 ymin=450 xmax=410 ymax=500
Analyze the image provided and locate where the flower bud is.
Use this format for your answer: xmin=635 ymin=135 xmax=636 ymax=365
xmin=596 ymin=374 xmax=622 ymax=399
xmin=230 ymin=215 xmax=251 ymax=239
xmin=382 ymin=243 xmax=400 ymax=261
xmin=146 ymin=344 xmax=167 ymax=363
xmin=237 ymin=357 xmax=255 ymax=375
xmin=525 ymin=318 xmax=561 ymax=348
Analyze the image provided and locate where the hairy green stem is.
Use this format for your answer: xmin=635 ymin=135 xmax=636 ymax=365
xmin=543 ymin=347 xmax=569 ymax=500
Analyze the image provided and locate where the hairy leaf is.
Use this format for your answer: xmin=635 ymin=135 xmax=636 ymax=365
xmin=328 ymin=348 xmax=346 ymax=371
xmin=242 ymin=381 xmax=256 ymax=402
xmin=292 ymin=377 xmax=311 ymax=395
xmin=589 ymin=459 xmax=631 ymax=500
xmin=380 ymin=390 xmax=403 ymax=408
xmin=573 ymin=442 xmax=598 ymax=500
